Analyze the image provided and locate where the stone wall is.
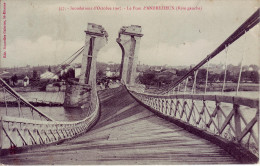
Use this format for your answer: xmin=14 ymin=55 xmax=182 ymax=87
xmin=63 ymin=83 xmax=91 ymax=108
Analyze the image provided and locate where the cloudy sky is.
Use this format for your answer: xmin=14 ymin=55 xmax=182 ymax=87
xmin=1 ymin=0 xmax=259 ymax=68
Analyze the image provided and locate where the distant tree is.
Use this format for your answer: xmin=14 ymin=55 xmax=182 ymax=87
xmin=249 ymin=64 xmax=259 ymax=71
xmin=48 ymin=66 xmax=51 ymax=72
xmin=250 ymin=71 xmax=259 ymax=83
xmin=33 ymin=70 xmax=38 ymax=79
xmin=139 ymin=72 xmax=156 ymax=85
xmin=67 ymin=68 xmax=75 ymax=78
xmin=3 ymin=78 xmax=10 ymax=85
xmin=60 ymin=72 xmax=66 ymax=80
xmin=176 ymin=69 xmax=189 ymax=77
xmin=11 ymin=74 xmax=18 ymax=86
xmin=60 ymin=68 xmax=75 ymax=80
xmin=197 ymin=69 xmax=207 ymax=83
xmin=97 ymin=69 xmax=105 ymax=79
xmin=208 ymin=73 xmax=220 ymax=82
xmin=231 ymin=75 xmax=239 ymax=83
xmin=219 ymin=70 xmax=231 ymax=82
xmin=227 ymin=65 xmax=240 ymax=75
xmin=241 ymin=71 xmax=251 ymax=82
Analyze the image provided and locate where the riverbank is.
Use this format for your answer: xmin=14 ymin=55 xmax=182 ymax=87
xmin=144 ymin=82 xmax=259 ymax=95
xmin=196 ymin=82 xmax=259 ymax=92
xmin=11 ymin=85 xmax=66 ymax=92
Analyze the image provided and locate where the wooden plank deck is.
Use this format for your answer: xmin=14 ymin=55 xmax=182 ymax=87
xmin=0 ymin=87 xmax=239 ymax=164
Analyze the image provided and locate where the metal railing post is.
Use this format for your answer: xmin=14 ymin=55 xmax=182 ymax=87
xmin=216 ymin=102 xmax=222 ymax=132
xmin=234 ymin=104 xmax=242 ymax=142
xmin=0 ymin=116 xmax=3 ymax=150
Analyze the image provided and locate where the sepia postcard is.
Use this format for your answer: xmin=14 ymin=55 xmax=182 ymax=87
xmin=0 ymin=0 xmax=259 ymax=165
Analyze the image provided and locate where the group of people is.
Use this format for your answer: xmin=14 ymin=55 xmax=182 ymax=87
xmin=97 ymin=79 xmax=120 ymax=90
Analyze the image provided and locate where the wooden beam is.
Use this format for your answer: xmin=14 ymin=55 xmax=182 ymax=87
xmin=238 ymin=117 xmax=257 ymax=142
xmin=234 ymin=104 xmax=242 ymax=141
xmin=219 ymin=110 xmax=234 ymax=134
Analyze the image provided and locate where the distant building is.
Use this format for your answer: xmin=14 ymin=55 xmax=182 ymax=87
xmin=105 ymin=67 xmax=119 ymax=77
xmin=23 ymin=76 xmax=29 ymax=86
xmin=137 ymin=64 xmax=150 ymax=72
xmin=74 ymin=66 xmax=81 ymax=78
xmin=156 ymin=69 xmax=177 ymax=81
xmin=16 ymin=75 xmax=30 ymax=87
xmin=106 ymin=67 xmax=112 ymax=77
xmin=40 ymin=71 xmax=58 ymax=80
xmin=0 ymin=72 xmax=12 ymax=85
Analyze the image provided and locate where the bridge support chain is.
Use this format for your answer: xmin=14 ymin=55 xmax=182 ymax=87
xmin=64 ymin=23 xmax=108 ymax=108
xmin=117 ymin=25 xmax=143 ymax=86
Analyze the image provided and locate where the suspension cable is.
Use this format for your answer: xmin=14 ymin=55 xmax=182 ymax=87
xmin=32 ymin=46 xmax=84 ymax=97
xmin=34 ymin=46 xmax=84 ymax=85
xmin=221 ymin=44 xmax=229 ymax=94
xmin=204 ymin=58 xmax=210 ymax=94
xmin=183 ymin=77 xmax=189 ymax=94
xmin=17 ymin=98 xmax=21 ymax=117
xmin=4 ymin=88 xmax=8 ymax=115
xmin=40 ymin=46 xmax=84 ymax=81
xmin=29 ymin=46 xmax=84 ymax=89
xmin=236 ymin=30 xmax=247 ymax=95
xmin=59 ymin=46 xmax=84 ymax=68
xmin=65 ymin=48 xmax=84 ymax=66
xmin=191 ymin=70 xmax=198 ymax=94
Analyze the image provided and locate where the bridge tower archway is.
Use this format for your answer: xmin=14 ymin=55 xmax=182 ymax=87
xmin=64 ymin=23 xmax=108 ymax=108
xmin=116 ymin=25 xmax=143 ymax=85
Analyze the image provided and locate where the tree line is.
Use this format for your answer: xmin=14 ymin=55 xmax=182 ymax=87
xmin=138 ymin=68 xmax=259 ymax=87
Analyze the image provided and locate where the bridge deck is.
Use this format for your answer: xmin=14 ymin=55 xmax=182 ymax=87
xmin=0 ymin=87 xmax=238 ymax=164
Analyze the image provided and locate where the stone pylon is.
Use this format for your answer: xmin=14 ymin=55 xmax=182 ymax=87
xmin=64 ymin=23 xmax=108 ymax=108
xmin=117 ymin=25 xmax=143 ymax=85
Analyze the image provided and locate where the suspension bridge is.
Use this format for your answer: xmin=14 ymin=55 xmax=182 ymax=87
xmin=0 ymin=9 xmax=259 ymax=164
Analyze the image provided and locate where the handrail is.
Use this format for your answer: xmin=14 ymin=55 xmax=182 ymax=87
xmin=133 ymin=93 xmax=259 ymax=108
xmin=0 ymin=76 xmax=101 ymax=152
xmin=0 ymin=94 xmax=100 ymax=151
xmin=1 ymin=114 xmax=92 ymax=125
xmin=128 ymin=89 xmax=259 ymax=161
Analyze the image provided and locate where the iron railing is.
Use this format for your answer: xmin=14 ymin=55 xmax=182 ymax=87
xmin=129 ymin=89 xmax=259 ymax=158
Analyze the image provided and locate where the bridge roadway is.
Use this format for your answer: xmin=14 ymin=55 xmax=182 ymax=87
xmin=0 ymin=86 xmax=239 ymax=164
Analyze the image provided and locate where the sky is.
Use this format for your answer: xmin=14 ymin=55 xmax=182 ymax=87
xmin=0 ymin=0 xmax=259 ymax=68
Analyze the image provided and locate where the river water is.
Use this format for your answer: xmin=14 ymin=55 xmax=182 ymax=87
xmin=0 ymin=90 xmax=259 ymax=122
xmin=0 ymin=83 xmax=121 ymax=121
xmin=0 ymin=91 xmax=88 ymax=121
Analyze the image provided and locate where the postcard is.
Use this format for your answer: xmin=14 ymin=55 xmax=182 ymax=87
xmin=0 ymin=0 xmax=259 ymax=165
